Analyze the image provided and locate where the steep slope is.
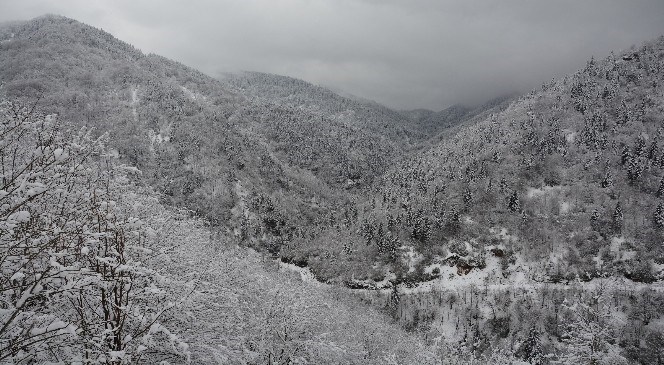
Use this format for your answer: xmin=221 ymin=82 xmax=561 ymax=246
xmin=399 ymin=94 xmax=517 ymax=152
xmin=222 ymin=71 xmax=423 ymax=144
xmin=0 ymin=98 xmax=439 ymax=364
xmin=0 ymin=15 xmax=403 ymax=257
xmin=409 ymin=104 xmax=471 ymax=133
xmin=0 ymin=15 xmax=273 ymax=223
xmin=221 ymin=72 xmax=405 ymax=190
xmin=126 ymin=186 xmax=440 ymax=364
xmin=261 ymin=38 xmax=664 ymax=364
xmin=3 ymin=13 xmax=664 ymax=364
xmin=359 ymin=38 xmax=664 ymax=284
xmin=399 ymin=108 xmax=436 ymax=126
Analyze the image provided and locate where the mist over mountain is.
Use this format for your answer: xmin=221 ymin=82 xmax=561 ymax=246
xmin=1 ymin=14 xmax=664 ymax=365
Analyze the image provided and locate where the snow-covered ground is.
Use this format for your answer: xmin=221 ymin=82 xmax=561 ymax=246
xmin=181 ymin=85 xmax=206 ymax=101
xmin=277 ymin=251 xmax=664 ymax=296
xmin=277 ymin=261 xmax=323 ymax=285
xmin=131 ymin=86 xmax=139 ymax=122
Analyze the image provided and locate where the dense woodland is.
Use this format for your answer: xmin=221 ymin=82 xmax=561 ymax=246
xmin=1 ymin=15 xmax=663 ymax=364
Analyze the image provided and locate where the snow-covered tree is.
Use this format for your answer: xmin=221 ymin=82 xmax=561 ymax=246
xmin=508 ymin=190 xmax=521 ymax=213
xmin=0 ymin=101 xmax=187 ymax=363
xmin=516 ymin=326 xmax=544 ymax=365
xmin=612 ymin=202 xmax=623 ymax=234
xmin=558 ymin=289 xmax=626 ymax=365
xmin=654 ymin=202 xmax=664 ymax=228
xmin=657 ymin=177 xmax=664 ymax=198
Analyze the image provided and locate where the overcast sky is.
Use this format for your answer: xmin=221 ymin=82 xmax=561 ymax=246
xmin=2 ymin=1 xmax=664 ymax=110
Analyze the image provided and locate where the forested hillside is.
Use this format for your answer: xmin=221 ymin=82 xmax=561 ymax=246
xmin=273 ymin=37 xmax=664 ymax=364
xmin=1 ymin=13 xmax=664 ymax=365
xmin=351 ymin=38 xmax=664 ymax=284
xmin=0 ymin=100 xmax=441 ymax=363
xmin=400 ymin=94 xmax=517 ymax=145
xmin=222 ymin=71 xmax=422 ymax=144
xmin=0 ymin=15 xmax=422 ymax=258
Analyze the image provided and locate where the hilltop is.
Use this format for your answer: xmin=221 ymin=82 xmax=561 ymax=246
xmin=0 ymin=15 xmax=427 ymax=256
xmin=2 ymin=14 xmax=664 ymax=364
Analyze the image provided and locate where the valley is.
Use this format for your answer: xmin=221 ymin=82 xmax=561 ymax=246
xmin=1 ymin=14 xmax=663 ymax=365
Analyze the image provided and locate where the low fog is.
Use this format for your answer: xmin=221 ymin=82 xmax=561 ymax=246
xmin=2 ymin=0 xmax=664 ymax=110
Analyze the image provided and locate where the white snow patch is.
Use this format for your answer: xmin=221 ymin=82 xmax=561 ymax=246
xmin=564 ymin=130 xmax=577 ymax=143
xmin=230 ymin=181 xmax=253 ymax=224
xmin=610 ymin=237 xmax=625 ymax=253
xmin=398 ymin=253 xmax=509 ymax=295
xmin=1 ymin=33 xmax=15 ymax=43
xmin=653 ymin=262 xmax=664 ymax=278
xmin=147 ymin=123 xmax=172 ymax=149
xmin=491 ymin=227 xmax=517 ymax=243
xmin=423 ymin=263 xmax=443 ymax=276
xmin=9 ymin=211 xmax=30 ymax=223
xmin=402 ymin=246 xmax=424 ymax=273
xmin=130 ymin=87 xmax=139 ymax=122
xmin=181 ymin=85 xmax=205 ymax=101
xmin=278 ymin=261 xmax=323 ymax=285
xmin=560 ymin=201 xmax=572 ymax=214
xmin=10 ymin=271 xmax=25 ymax=282
xmin=350 ymin=271 xmax=396 ymax=289
xmin=592 ymin=254 xmax=604 ymax=268
xmin=621 ymin=250 xmax=636 ymax=261
xmin=148 ymin=130 xmax=169 ymax=144
xmin=526 ymin=185 xmax=561 ymax=198
xmin=374 ymin=271 xmax=396 ymax=288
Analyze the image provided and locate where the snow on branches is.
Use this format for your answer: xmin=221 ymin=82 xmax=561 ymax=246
xmin=0 ymin=100 xmax=188 ymax=364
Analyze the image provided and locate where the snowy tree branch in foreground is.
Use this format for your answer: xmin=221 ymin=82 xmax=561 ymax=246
xmin=0 ymin=100 xmax=188 ymax=364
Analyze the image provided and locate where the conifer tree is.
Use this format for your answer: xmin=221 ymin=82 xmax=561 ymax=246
xmin=627 ymin=158 xmax=644 ymax=185
xmin=517 ymin=327 xmax=544 ymax=365
xmin=386 ymin=236 xmax=400 ymax=261
xmin=621 ymin=146 xmax=632 ymax=165
xmin=361 ymin=219 xmax=375 ymax=245
xmin=590 ymin=209 xmax=601 ymax=231
xmin=386 ymin=214 xmax=396 ymax=232
xmin=601 ymin=170 xmax=613 ymax=188
xmin=446 ymin=207 xmax=461 ymax=233
xmin=412 ymin=215 xmax=431 ymax=243
xmin=635 ymin=137 xmax=647 ymax=157
xmin=613 ymin=202 xmax=623 ymax=234
xmin=648 ymin=140 xmax=659 ymax=161
xmin=463 ymin=187 xmax=473 ymax=207
xmin=618 ymin=100 xmax=631 ymax=124
xmin=388 ymin=286 xmax=400 ymax=314
xmin=657 ymin=177 xmax=664 ymax=198
xmin=654 ymin=202 xmax=664 ymax=228
xmin=601 ymin=85 xmax=611 ymax=99
xmin=375 ymin=222 xmax=386 ymax=252
xmin=499 ymin=177 xmax=508 ymax=193
xmin=508 ymin=191 xmax=520 ymax=213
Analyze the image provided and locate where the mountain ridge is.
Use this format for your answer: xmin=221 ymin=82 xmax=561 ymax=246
xmin=2 ymin=14 xmax=664 ymax=364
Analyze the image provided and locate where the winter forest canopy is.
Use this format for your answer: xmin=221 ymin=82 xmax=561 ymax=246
xmin=1 ymin=13 xmax=664 ymax=365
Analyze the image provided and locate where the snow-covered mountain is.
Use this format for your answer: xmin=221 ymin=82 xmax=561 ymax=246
xmin=1 ymin=14 xmax=663 ymax=365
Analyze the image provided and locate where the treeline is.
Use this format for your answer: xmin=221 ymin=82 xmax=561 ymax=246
xmin=295 ymin=37 xmax=664 ymax=286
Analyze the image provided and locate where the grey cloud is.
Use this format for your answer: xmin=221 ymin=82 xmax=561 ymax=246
xmin=2 ymin=0 xmax=664 ymax=110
